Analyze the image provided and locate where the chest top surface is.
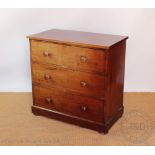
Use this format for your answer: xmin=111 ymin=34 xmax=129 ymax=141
xmin=27 ymin=29 xmax=128 ymax=49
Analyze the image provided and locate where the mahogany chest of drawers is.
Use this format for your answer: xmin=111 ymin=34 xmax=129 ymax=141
xmin=27 ymin=29 xmax=128 ymax=133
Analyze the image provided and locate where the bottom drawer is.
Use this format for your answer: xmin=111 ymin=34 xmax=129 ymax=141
xmin=33 ymin=86 xmax=104 ymax=123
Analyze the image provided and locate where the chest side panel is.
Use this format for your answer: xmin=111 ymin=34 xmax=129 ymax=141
xmin=104 ymin=41 xmax=126 ymax=123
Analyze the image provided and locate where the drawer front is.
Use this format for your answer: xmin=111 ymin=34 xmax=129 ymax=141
xmin=31 ymin=40 xmax=106 ymax=74
xmin=32 ymin=63 xmax=105 ymax=99
xmin=33 ymin=86 xmax=104 ymax=122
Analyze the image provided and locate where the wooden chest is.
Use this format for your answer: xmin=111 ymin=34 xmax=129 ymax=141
xmin=27 ymin=29 xmax=128 ymax=133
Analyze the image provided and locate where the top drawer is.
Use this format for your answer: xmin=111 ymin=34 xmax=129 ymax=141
xmin=30 ymin=40 xmax=106 ymax=74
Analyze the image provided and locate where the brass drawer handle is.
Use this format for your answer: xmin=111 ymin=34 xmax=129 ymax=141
xmin=80 ymin=105 xmax=88 ymax=112
xmin=44 ymin=74 xmax=51 ymax=80
xmin=80 ymin=56 xmax=87 ymax=62
xmin=45 ymin=97 xmax=53 ymax=104
xmin=80 ymin=81 xmax=87 ymax=87
xmin=43 ymin=51 xmax=51 ymax=57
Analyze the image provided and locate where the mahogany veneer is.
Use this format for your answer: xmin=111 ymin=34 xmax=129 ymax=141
xmin=27 ymin=29 xmax=128 ymax=133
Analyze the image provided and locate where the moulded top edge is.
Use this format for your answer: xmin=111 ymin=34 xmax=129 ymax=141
xmin=27 ymin=29 xmax=128 ymax=50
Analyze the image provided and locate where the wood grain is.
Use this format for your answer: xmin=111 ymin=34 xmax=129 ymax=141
xmin=104 ymin=41 xmax=126 ymax=122
xmin=33 ymin=86 xmax=104 ymax=122
xmin=27 ymin=29 xmax=128 ymax=49
xmin=31 ymin=40 xmax=106 ymax=74
xmin=32 ymin=63 xmax=105 ymax=99
xmin=28 ymin=29 xmax=128 ymax=133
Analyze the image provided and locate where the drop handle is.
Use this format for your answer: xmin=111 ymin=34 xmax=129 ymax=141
xmin=80 ymin=105 xmax=88 ymax=112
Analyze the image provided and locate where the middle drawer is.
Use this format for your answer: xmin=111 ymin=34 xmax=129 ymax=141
xmin=32 ymin=63 xmax=105 ymax=99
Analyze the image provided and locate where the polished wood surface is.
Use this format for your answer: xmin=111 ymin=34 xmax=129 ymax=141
xmin=32 ymin=63 xmax=105 ymax=99
xmin=33 ymin=86 xmax=104 ymax=122
xmin=28 ymin=29 xmax=128 ymax=49
xmin=28 ymin=29 xmax=128 ymax=133
xmin=31 ymin=40 xmax=106 ymax=74
xmin=104 ymin=41 xmax=126 ymax=122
